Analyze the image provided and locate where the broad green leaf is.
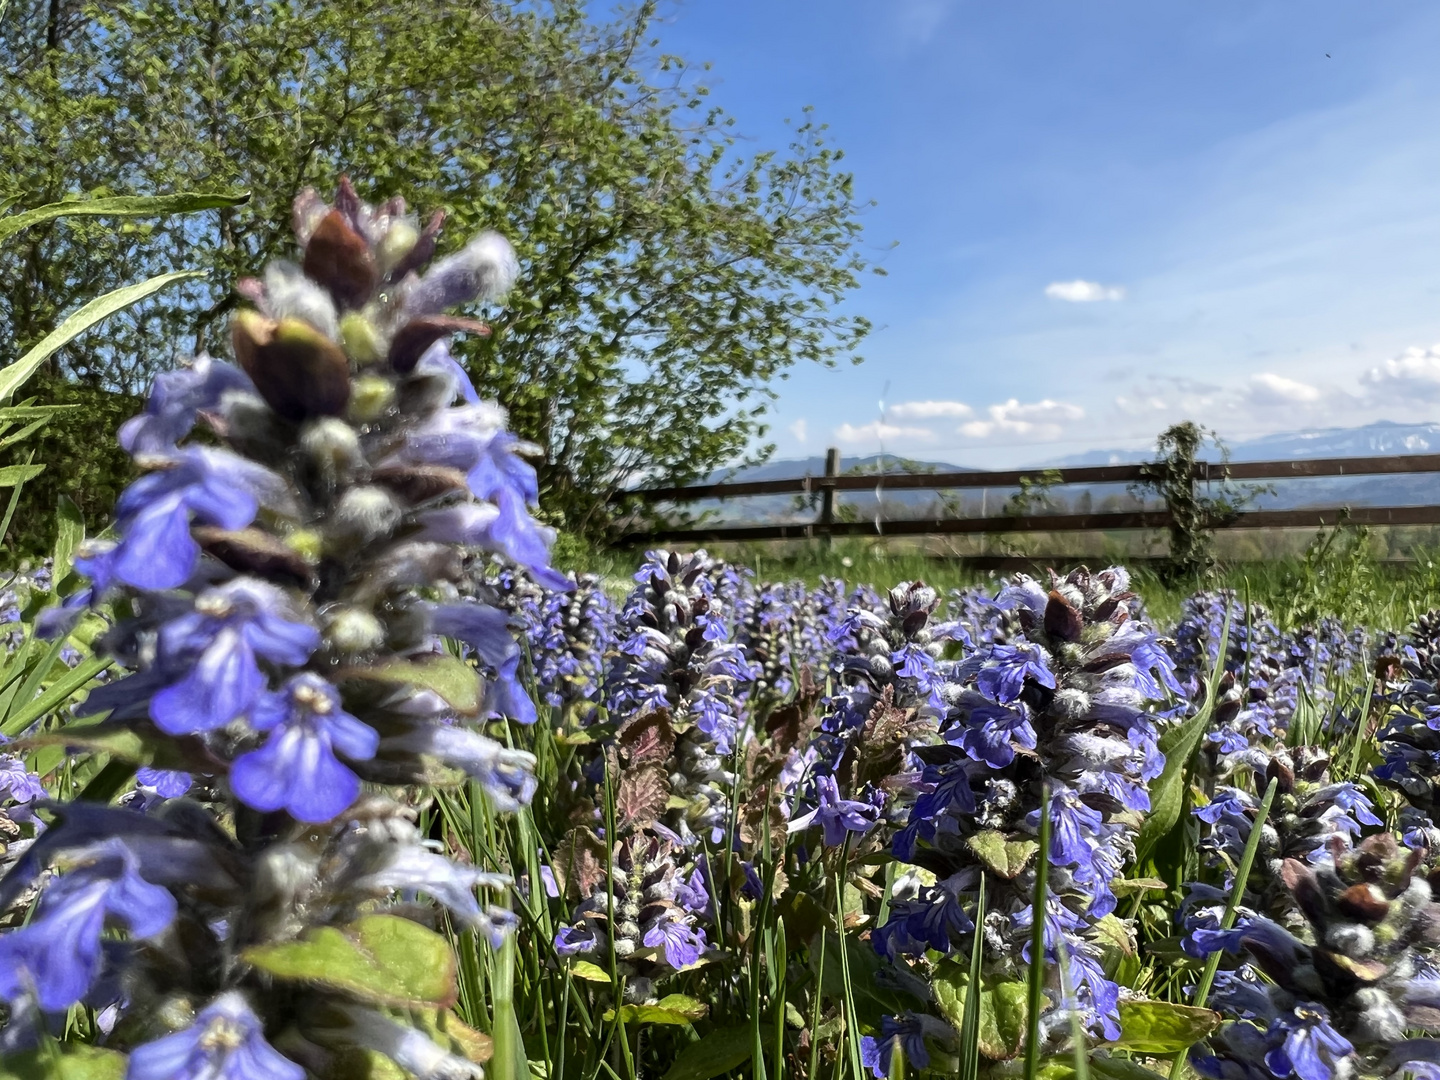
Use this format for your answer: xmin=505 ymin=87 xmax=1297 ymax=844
xmin=0 ymin=465 xmax=44 ymax=487
xmin=932 ymin=963 xmax=1029 ymax=1061
xmin=1111 ymin=999 xmax=1221 ymax=1054
xmin=342 ymin=654 xmax=481 ymax=715
xmin=604 ymin=994 xmax=708 ymax=1026
xmin=243 ymin=914 xmax=457 ymax=1007
xmin=1088 ymin=913 xmax=1136 ymax=957
xmin=0 ymin=190 xmax=250 ymax=244
xmin=1111 ymin=877 xmax=1168 ymax=897
xmin=966 ymin=830 xmax=1039 ymax=879
xmin=1029 ymin=1055 xmax=1172 ymax=1080
xmin=569 ymin=960 xmax=611 ymax=983
xmin=1090 ymin=1056 xmax=1172 ymax=1080
xmin=661 ymin=1026 xmax=753 ymax=1080
xmin=0 ymin=1043 xmax=127 ymax=1080
xmin=0 ymin=271 xmax=204 ymax=404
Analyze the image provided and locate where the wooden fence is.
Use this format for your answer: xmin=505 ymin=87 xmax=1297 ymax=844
xmin=610 ymin=448 xmax=1440 ymax=564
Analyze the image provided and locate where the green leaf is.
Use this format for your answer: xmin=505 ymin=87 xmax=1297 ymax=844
xmin=21 ymin=724 xmax=152 ymax=763
xmin=569 ymin=960 xmax=611 ymax=983
xmin=0 ymin=1043 xmax=127 ymax=1080
xmin=966 ymin=830 xmax=1039 ymax=879
xmin=932 ymin=963 xmax=1029 ymax=1061
xmin=1 ymin=655 xmax=112 ymax=736
xmin=1087 ymin=913 xmax=1136 ymax=958
xmin=1090 ymin=1057 xmax=1173 ymax=1080
xmin=1111 ymin=999 xmax=1221 ymax=1054
xmin=604 ymin=994 xmax=708 ymax=1026
xmin=661 ymin=1025 xmax=753 ymax=1080
xmin=0 ymin=465 xmax=45 ymax=487
xmin=0 ymin=191 xmax=250 ymax=244
xmin=342 ymin=654 xmax=481 ymax=715
xmin=243 ymin=914 xmax=457 ymax=1007
xmin=1032 ymin=1055 xmax=1173 ymax=1080
xmin=1110 ymin=877 xmax=1168 ymax=897
xmin=0 ymin=272 xmax=204 ymax=403
xmin=52 ymin=495 xmax=85 ymax=584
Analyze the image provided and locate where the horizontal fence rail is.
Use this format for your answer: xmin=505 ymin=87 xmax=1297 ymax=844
xmin=611 ymin=448 xmax=1440 ymax=549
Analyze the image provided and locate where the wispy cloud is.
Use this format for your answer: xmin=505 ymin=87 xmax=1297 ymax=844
xmin=789 ymin=418 xmax=809 ymax=443
xmin=1247 ymin=372 xmax=1322 ymax=405
xmin=1044 ymin=279 xmax=1126 ymax=302
xmin=960 ymin=398 xmax=1085 ymax=440
xmin=888 ymin=399 xmax=973 ymax=420
xmin=833 ymin=421 xmax=934 ymax=445
xmin=893 ymin=0 xmax=953 ymax=46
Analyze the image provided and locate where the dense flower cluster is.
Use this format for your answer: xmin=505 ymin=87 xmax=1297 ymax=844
xmin=495 ymin=566 xmax=615 ymax=720
xmin=0 ymin=178 xmax=558 ymax=1072
xmin=1193 ymin=834 xmax=1440 ymax=1080
xmin=863 ymin=567 xmax=1175 ymax=1069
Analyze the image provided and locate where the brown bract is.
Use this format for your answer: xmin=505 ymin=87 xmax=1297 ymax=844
xmin=303 ymin=209 xmax=378 ymax=309
xmin=231 ymin=311 xmax=352 ymax=422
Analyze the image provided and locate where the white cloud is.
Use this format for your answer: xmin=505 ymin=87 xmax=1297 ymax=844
xmin=888 ymin=399 xmax=973 ymax=420
xmin=833 ymin=421 xmax=934 ymax=445
xmin=1363 ymin=343 xmax=1440 ymax=402
xmin=789 ymin=418 xmax=808 ymax=443
xmin=960 ymin=398 xmax=1085 ymax=440
xmin=1044 ymin=279 xmax=1126 ymax=302
xmin=1247 ymin=372 xmax=1322 ymax=405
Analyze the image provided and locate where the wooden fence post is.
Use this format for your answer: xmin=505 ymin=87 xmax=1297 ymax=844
xmin=818 ymin=447 xmax=840 ymax=545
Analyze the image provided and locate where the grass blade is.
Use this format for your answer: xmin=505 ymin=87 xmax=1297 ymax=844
xmin=0 ymin=191 xmax=250 ymax=244
xmin=1167 ymin=776 xmax=1279 ymax=1080
xmin=958 ymin=873 xmax=988 ymax=1080
xmin=0 ymin=271 xmax=204 ymax=403
xmin=1024 ymin=783 xmax=1053 ymax=1080
xmin=1134 ymin=611 xmax=1231 ymax=866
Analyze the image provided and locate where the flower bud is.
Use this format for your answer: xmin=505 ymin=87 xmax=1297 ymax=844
xmin=328 ymin=486 xmax=403 ymax=551
xmin=339 ymin=311 xmax=384 ymax=365
xmin=387 ymin=315 xmax=490 ymax=374
xmin=348 ymin=375 xmax=396 ymax=423
xmin=231 ymin=312 xmax=352 ymax=423
xmin=324 ymin=606 xmax=387 ymax=655
xmin=302 ymin=209 xmax=378 ymax=309
xmin=375 ymin=218 xmax=419 ymax=276
xmin=300 ymin=417 xmax=364 ymax=480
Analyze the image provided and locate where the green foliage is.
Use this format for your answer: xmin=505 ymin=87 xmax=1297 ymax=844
xmin=0 ymin=379 xmax=138 ymax=557
xmin=242 ymin=915 xmax=459 ymax=1008
xmin=1 ymin=0 xmax=873 ymax=537
xmin=0 ymin=1043 xmax=127 ymax=1080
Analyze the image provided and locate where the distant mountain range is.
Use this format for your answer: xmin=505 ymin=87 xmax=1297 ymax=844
xmin=680 ymin=421 xmax=1440 ymax=524
xmin=1049 ymin=420 xmax=1440 ymax=467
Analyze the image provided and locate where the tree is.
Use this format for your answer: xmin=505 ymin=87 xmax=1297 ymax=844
xmin=0 ymin=0 xmax=873 ymax=534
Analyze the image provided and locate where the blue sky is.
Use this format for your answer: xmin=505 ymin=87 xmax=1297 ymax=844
xmin=651 ymin=1 xmax=1440 ymax=466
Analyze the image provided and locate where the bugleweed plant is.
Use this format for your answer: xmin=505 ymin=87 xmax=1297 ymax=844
xmin=0 ymin=178 xmax=559 ymax=1076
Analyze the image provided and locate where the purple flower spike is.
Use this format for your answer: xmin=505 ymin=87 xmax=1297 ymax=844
xmin=0 ymin=840 xmax=175 ymax=1012
xmin=229 ymin=674 xmax=378 ymax=823
xmin=789 ymin=774 xmax=881 ymax=847
xmin=0 ymin=754 xmax=46 ymax=804
xmin=127 ymin=991 xmax=303 ymax=1080
xmin=136 ymin=768 xmax=193 ymax=799
xmin=150 ymin=579 xmax=320 ymax=735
